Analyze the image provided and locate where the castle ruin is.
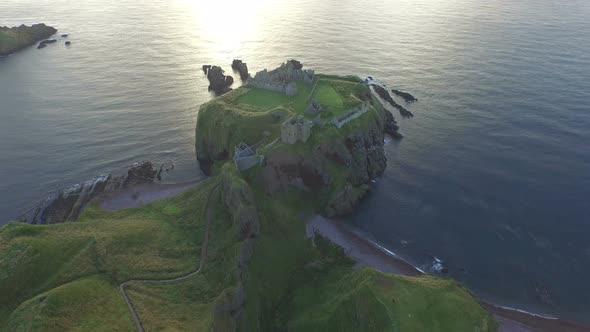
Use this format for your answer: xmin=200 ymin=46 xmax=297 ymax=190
xmin=248 ymin=60 xmax=315 ymax=96
xmin=281 ymin=116 xmax=313 ymax=144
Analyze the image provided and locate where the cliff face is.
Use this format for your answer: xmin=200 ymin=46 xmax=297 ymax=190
xmin=195 ymin=87 xmax=391 ymax=217
xmin=0 ymin=24 xmax=57 ymax=56
xmin=211 ymin=165 xmax=260 ymax=331
xmin=258 ymin=110 xmax=387 ymax=217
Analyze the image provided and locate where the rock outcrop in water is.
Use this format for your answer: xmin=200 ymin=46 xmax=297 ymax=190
xmin=231 ymin=59 xmax=250 ymax=80
xmin=391 ymin=89 xmax=417 ymax=103
xmin=25 ymin=161 xmax=159 ymax=224
xmin=371 ymin=84 xmax=414 ymax=118
xmin=203 ymin=65 xmax=234 ymax=95
xmin=0 ymin=24 xmax=57 ymax=56
xmin=37 ymin=39 xmax=57 ymax=49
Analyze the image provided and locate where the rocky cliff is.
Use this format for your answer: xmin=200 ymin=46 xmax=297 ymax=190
xmin=195 ymin=82 xmax=393 ymax=217
xmin=22 ymin=161 xmax=159 ymax=224
xmin=211 ymin=164 xmax=260 ymax=331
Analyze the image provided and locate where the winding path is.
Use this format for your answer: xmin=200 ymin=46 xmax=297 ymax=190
xmin=119 ymin=185 xmax=219 ymax=332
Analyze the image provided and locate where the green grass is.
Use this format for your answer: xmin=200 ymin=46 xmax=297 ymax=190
xmin=235 ymin=87 xmax=291 ymax=110
xmin=235 ymin=82 xmax=312 ymax=114
xmin=124 ymin=191 xmax=240 ymax=331
xmin=278 ymin=268 xmax=497 ymax=332
xmin=5 ymin=275 xmax=134 ymax=331
xmin=314 ymin=80 xmax=344 ymax=109
xmin=0 ymin=179 xmax=219 ymax=330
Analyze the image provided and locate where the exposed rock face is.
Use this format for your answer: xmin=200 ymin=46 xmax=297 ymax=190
xmin=25 ymin=161 xmax=159 ymax=224
xmin=325 ymin=183 xmax=370 ymax=217
xmin=221 ymin=173 xmax=260 ymax=240
xmin=211 ymin=169 xmax=261 ymax=331
xmin=37 ymin=39 xmax=57 ymax=49
xmin=391 ymin=89 xmax=418 ymax=103
xmin=372 ymin=84 xmax=414 ymax=118
xmin=231 ymin=59 xmax=249 ymax=80
xmin=384 ymin=109 xmax=403 ymax=139
xmin=126 ymin=160 xmax=158 ymax=185
xmin=257 ymin=113 xmax=387 ymax=217
xmin=205 ymin=65 xmax=233 ymax=95
xmin=0 ymin=24 xmax=57 ymax=56
xmin=287 ymin=59 xmax=303 ymax=70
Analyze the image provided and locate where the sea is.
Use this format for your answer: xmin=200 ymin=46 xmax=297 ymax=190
xmin=1 ymin=0 xmax=589 ymax=324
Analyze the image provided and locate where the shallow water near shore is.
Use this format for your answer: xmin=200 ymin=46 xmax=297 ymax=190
xmin=1 ymin=0 xmax=590 ymax=324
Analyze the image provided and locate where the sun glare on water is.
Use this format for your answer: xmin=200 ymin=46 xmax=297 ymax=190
xmin=180 ymin=0 xmax=277 ymax=55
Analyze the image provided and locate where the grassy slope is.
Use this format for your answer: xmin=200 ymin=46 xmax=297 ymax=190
xmin=124 ymin=191 xmax=240 ymax=331
xmin=5 ymin=275 xmax=133 ymax=331
xmin=0 ymin=179 xmax=219 ymax=330
xmin=239 ymin=173 xmax=497 ymax=331
xmin=0 ymin=32 xmax=17 ymax=53
xmin=281 ymin=267 xmax=497 ymax=332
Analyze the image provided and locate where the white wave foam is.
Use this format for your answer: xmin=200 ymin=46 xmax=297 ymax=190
xmin=495 ymin=305 xmax=559 ymax=320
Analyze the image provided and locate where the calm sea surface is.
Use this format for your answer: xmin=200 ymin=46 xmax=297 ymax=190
xmin=1 ymin=0 xmax=589 ymax=323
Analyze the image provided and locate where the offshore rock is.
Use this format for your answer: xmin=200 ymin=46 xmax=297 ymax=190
xmin=372 ymin=84 xmax=414 ymax=118
xmin=231 ymin=59 xmax=250 ymax=80
xmin=206 ymin=65 xmax=233 ymax=95
xmin=391 ymin=89 xmax=418 ymax=103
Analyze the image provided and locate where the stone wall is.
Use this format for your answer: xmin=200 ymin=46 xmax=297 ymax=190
xmin=332 ymin=101 xmax=371 ymax=128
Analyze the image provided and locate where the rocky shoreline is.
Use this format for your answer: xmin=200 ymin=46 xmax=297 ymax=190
xmin=0 ymin=24 xmax=57 ymax=56
xmin=20 ymin=161 xmax=168 ymax=224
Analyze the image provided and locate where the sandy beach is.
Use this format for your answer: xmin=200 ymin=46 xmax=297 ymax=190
xmin=306 ymin=215 xmax=590 ymax=332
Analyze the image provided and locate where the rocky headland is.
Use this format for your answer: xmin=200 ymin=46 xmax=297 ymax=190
xmin=0 ymin=24 xmax=57 ymax=56
xmin=195 ymin=61 xmax=403 ymax=217
xmin=21 ymin=161 xmax=163 ymax=224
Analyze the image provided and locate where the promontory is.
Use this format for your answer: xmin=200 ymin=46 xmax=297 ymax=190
xmin=0 ymin=24 xmax=57 ymax=56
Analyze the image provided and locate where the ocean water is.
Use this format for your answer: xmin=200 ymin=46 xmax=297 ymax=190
xmin=1 ymin=0 xmax=589 ymax=323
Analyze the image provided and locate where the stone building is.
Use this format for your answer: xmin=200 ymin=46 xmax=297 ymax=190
xmin=234 ymin=143 xmax=264 ymax=172
xmin=281 ymin=116 xmax=313 ymax=144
